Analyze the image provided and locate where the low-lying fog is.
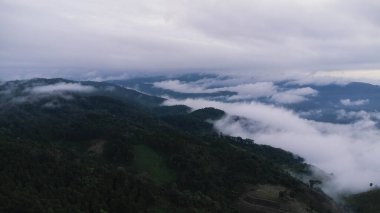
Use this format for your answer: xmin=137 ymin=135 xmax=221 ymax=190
xmin=165 ymin=97 xmax=380 ymax=198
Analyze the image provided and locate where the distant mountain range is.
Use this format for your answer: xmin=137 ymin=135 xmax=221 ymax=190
xmin=110 ymin=74 xmax=380 ymax=125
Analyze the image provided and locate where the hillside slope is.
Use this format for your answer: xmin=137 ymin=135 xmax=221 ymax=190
xmin=0 ymin=78 xmax=344 ymax=213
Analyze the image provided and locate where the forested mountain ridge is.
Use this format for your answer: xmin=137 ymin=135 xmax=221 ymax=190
xmin=0 ymin=78 xmax=344 ymax=213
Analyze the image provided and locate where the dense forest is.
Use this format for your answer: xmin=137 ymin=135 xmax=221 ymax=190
xmin=0 ymin=78 xmax=345 ymax=212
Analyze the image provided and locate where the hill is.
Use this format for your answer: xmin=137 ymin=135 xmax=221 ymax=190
xmin=345 ymin=188 xmax=380 ymax=213
xmin=0 ymin=78 xmax=344 ymax=212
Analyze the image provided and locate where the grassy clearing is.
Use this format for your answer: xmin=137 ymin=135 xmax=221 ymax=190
xmin=133 ymin=144 xmax=175 ymax=185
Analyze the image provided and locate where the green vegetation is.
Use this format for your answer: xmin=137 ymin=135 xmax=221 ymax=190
xmin=0 ymin=78 xmax=342 ymax=212
xmin=346 ymin=188 xmax=380 ymax=213
xmin=133 ymin=144 xmax=175 ymax=185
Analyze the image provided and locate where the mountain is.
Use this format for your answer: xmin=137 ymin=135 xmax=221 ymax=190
xmin=109 ymin=74 xmax=236 ymax=100
xmin=279 ymin=82 xmax=380 ymax=123
xmin=0 ymin=78 xmax=164 ymax=106
xmin=110 ymin=74 xmax=380 ymax=125
xmin=0 ymin=78 xmax=345 ymax=212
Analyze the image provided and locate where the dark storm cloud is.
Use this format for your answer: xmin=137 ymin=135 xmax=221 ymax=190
xmin=1 ymin=0 xmax=380 ymax=79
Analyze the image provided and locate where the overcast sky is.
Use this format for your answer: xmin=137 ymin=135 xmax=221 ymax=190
xmin=2 ymin=0 xmax=380 ymax=80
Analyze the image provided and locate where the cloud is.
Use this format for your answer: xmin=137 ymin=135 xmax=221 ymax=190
xmin=340 ymin=98 xmax=369 ymax=106
xmin=336 ymin=109 xmax=369 ymax=121
xmin=153 ymin=79 xmax=279 ymax=99
xmin=164 ymin=98 xmax=380 ymax=197
xmin=2 ymin=0 xmax=380 ymax=80
xmin=154 ymin=78 xmax=317 ymax=103
xmin=0 ymin=82 xmax=96 ymax=106
xmin=271 ymin=87 xmax=318 ymax=104
xmin=29 ymin=83 xmax=96 ymax=94
xmin=225 ymin=82 xmax=277 ymax=100
xmin=153 ymin=80 xmax=219 ymax=93
xmin=221 ymin=83 xmax=318 ymax=104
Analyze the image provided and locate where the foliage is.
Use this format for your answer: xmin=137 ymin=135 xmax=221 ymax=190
xmin=133 ymin=144 xmax=175 ymax=185
xmin=346 ymin=188 xmax=380 ymax=213
xmin=0 ymin=78 xmax=312 ymax=212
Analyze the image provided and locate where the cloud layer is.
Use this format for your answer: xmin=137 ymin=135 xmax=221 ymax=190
xmin=164 ymin=98 xmax=380 ymax=196
xmin=154 ymin=79 xmax=318 ymax=103
xmin=0 ymin=81 xmax=97 ymax=106
xmin=2 ymin=0 xmax=380 ymax=79
xmin=29 ymin=83 xmax=96 ymax=94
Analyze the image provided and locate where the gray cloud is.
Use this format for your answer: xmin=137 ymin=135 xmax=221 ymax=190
xmin=2 ymin=0 xmax=380 ymax=80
